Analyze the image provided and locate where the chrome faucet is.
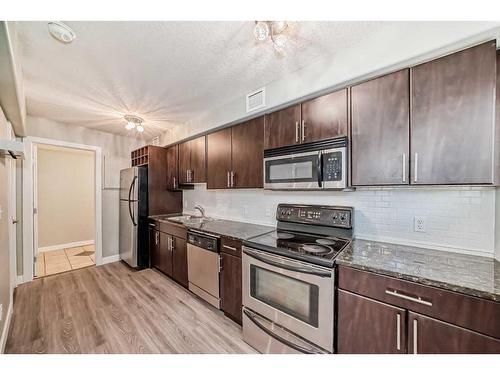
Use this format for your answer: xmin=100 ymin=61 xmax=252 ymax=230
xmin=194 ymin=204 xmax=206 ymax=219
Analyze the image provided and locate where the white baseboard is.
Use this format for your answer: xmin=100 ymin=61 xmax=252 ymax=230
xmin=0 ymin=299 xmax=13 ymax=354
xmin=101 ymin=254 xmax=120 ymax=265
xmin=38 ymin=240 xmax=95 ymax=253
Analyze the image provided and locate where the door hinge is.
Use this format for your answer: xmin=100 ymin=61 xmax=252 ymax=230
xmin=33 ymin=208 xmax=38 ymax=214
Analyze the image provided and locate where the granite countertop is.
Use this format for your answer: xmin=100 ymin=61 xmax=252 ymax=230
xmin=336 ymin=239 xmax=500 ymax=302
xmin=149 ymin=214 xmax=275 ymax=241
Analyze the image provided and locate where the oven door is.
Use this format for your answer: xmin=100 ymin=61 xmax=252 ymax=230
xmin=242 ymin=247 xmax=334 ymax=352
xmin=263 ymin=151 xmax=322 ymax=189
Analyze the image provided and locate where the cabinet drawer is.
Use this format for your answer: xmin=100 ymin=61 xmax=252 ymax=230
xmin=220 ymin=237 xmax=242 ymax=257
xmin=158 ymin=220 xmax=187 ymax=239
xmin=338 ymin=266 xmax=500 ymax=339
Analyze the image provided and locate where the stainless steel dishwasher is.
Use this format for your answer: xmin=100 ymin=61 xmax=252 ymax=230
xmin=187 ymin=230 xmax=221 ymax=309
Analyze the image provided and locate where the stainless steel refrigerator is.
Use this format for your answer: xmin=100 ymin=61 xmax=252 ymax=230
xmin=119 ymin=166 xmax=149 ymax=268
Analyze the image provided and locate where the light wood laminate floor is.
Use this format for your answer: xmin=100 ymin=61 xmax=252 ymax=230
xmin=5 ymin=262 xmax=255 ymax=354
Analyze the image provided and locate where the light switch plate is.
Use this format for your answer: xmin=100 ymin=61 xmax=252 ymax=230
xmin=414 ymin=216 xmax=426 ymax=232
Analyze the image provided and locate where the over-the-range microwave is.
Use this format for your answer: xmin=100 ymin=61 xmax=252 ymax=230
xmin=263 ymin=137 xmax=348 ymax=190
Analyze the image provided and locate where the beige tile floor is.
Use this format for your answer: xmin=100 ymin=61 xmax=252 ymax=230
xmin=35 ymin=244 xmax=95 ymax=278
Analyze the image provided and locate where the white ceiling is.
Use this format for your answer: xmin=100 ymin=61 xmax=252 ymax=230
xmin=17 ymin=21 xmax=391 ymax=138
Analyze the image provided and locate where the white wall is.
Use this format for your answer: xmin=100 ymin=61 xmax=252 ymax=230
xmin=37 ymin=146 xmax=95 ymax=249
xmin=184 ymin=185 xmax=496 ymax=258
xmin=26 ymin=116 xmax=144 ymax=258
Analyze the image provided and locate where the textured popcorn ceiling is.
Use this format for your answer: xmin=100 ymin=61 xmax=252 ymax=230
xmin=17 ymin=21 xmax=390 ymax=138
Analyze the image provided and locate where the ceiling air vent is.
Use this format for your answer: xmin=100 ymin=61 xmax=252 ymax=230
xmin=246 ymin=87 xmax=266 ymax=113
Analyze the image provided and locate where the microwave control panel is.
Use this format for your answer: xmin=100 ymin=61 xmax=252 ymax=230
xmin=323 ymin=151 xmax=342 ymax=181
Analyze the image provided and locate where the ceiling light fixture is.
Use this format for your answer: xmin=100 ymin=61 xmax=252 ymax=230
xmin=124 ymin=115 xmax=145 ymax=134
xmin=254 ymin=21 xmax=289 ymax=52
xmin=48 ymin=21 xmax=76 ymax=44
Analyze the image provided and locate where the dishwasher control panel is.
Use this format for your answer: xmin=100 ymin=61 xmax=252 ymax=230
xmin=187 ymin=231 xmax=219 ymax=252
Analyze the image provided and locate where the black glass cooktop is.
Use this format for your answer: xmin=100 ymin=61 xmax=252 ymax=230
xmin=243 ymin=230 xmax=350 ymax=268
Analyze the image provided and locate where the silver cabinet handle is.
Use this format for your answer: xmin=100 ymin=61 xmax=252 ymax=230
xmin=413 ymin=319 xmax=418 ymax=354
xmin=190 ymin=169 xmax=194 ymax=182
xmin=155 ymin=232 xmax=159 ymax=245
xmin=295 ymin=121 xmax=299 ymax=143
xmin=173 ymin=176 xmax=177 ymax=189
xmin=414 ymin=152 xmax=418 ymax=182
xmin=186 ymin=169 xmax=190 ymax=182
xmin=385 ymin=289 xmax=432 ymax=306
xmin=396 ymin=313 xmax=401 ymax=351
xmin=227 ymin=171 xmax=230 ymax=188
xmin=171 ymin=237 xmax=175 ymax=251
xmin=301 ymin=120 xmax=306 ymax=142
xmin=402 ymin=153 xmax=406 ymax=183
xmin=230 ymin=171 xmax=234 ymax=187
xmin=223 ymin=245 xmax=237 ymax=251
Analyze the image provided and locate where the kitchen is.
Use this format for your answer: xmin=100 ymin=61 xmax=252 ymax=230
xmin=0 ymin=3 xmax=500 ymax=373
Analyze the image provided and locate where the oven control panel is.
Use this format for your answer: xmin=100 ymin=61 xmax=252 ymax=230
xmin=276 ymin=204 xmax=353 ymax=229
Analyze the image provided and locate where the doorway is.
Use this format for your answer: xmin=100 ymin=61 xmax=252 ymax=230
xmin=34 ymin=144 xmax=96 ymax=277
xmin=22 ymin=137 xmax=103 ymax=282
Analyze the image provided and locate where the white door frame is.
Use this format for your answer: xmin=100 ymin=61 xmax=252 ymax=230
xmin=22 ymin=136 xmax=102 ymax=283
xmin=7 ymin=123 xmax=17 ymax=294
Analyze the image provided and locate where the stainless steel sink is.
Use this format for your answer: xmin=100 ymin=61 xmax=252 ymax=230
xmin=168 ymin=215 xmax=216 ymax=224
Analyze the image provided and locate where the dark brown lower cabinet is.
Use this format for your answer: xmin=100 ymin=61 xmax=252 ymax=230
xmin=220 ymin=252 xmax=242 ymax=324
xmin=150 ymin=226 xmax=160 ymax=269
xmin=337 ymin=290 xmax=406 ymax=354
xmin=408 ymin=312 xmax=500 ymax=354
xmin=172 ymin=236 xmax=188 ymax=288
xmin=158 ymin=232 xmax=173 ymax=277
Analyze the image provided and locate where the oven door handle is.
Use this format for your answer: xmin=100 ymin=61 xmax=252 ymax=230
xmin=243 ymin=309 xmax=324 ymax=354
xmin=243 ymin=249 xmax=332 ymax=278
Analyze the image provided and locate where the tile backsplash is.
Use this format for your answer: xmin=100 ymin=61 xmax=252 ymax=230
xmin=183 ymin=185 xmax=496 ymax=258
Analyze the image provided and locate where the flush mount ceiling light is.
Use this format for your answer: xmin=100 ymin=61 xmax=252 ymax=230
xmin=48 ymin=21 xmax=76 ymax=44
xmin=124 ymin=115 xmax=145 ymax=134
xmin=254 ymin=21 xmax=289 ymax=52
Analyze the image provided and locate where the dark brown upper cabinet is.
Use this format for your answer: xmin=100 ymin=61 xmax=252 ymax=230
xmin=166 ymin=145 xmax=179 ymax=190
xmin=301 ymin=89 xmax=348 ymax=143
xmin=264 ymin=104 xmax=301 ymax=149
xmin=207 ymin=116 xmax=264 ymax=189
xmin=351 ymin=69 xmax=410 ymax=186
xmin=410 ymin=41 xmax=497 ymax=185
xmin=264 ymin=90 xmax=347 ymax=150
xmin=178 ymin=135 xmax=206 ymax=184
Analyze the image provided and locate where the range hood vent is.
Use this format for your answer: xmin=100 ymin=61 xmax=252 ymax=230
xmin=0 ymin=138 xmax=24 ymax=159
xmin=246 ymin=87 xmax=266 ymax=113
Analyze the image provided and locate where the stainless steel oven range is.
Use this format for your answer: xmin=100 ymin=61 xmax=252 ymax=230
xmin=242 ymin=204 xmax=353 ymax=354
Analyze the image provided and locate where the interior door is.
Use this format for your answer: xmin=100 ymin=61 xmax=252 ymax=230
xmin=264 ymin=104 xmax=301 ymax=149
xmin=337 ymin=290 xmax=407 ymax=354
xmin=408 ymin=312 xmax=500 ymax=354
xmin=410 ymin=41 xmax=496 ymax=184
xmin=301 ymin=89 xmax=348 ymax=142
xmin=351 ymin=69 xmax=410 ymax=185
xmin=231 ymin=116 xmax=264 ymax=188
xmin=8 ymin=126 xmax=17 ymax=290
xmin=32 ymin=144 xmax=38 ymax=277
xmin=207 ymin=127 xmax=232 ymax=189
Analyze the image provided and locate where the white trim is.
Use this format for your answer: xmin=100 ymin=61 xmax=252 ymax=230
xmin=101 ymin=255 xmax=120 ymax=265
xmin=38 ymin=240 xmax=94 ymax=253
xmin=16 ymin=275 xmax=24 ymax=286
xmin=22 ymin=136 xmax=103 ymax=283
xmin=0 ymin=299 xmax=13 ymax=354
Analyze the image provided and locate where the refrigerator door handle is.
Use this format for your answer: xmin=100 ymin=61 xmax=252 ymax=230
xmin=128 ymin=176 xmax=137 ymax=226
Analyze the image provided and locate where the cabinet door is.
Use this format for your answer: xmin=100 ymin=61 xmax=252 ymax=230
xmin=301 ymin=89 xmax=347 ymax=143
xmin=159 ymin=232 xmax=173 ymax=277
xmin=178 ymin=140 xmax=191 ymax=183
xmin=351 ymin=69 xmax=410 ymax=185
xmin=166 ymin=145 xmax=179 ymax=190
xmin=149 ymin=227 xmax=160 ymax=269
xmin=411 ymin=41 xmax=496 ymax=184
xmin=337 ymin=290 xmax=406 ymax=354
xmin=220 ymin=252 xmax=242 ymax=324
xmin=408 ymin=312 xmax=500 ymax=354
xmin=190 ymin=135 xmax=206 ymax=183
xmin=171 ymin=236 xmax=188 ymax=288
xmin=231 ymin=116 xmax=264 ymax=188
xmin=207 ymin=127 xmax=232 ymax=189
xmin=264 ymin=104 xmax=301 ymax=149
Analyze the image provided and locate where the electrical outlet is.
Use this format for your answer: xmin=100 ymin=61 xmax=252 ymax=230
xmin=414 ymin=216 xmax=426 ymax=233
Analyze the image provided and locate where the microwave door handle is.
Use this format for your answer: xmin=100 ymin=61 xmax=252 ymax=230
xmin=317 ymin=152 xmax=323 ymax=188
xmin=243 ymin=309 xmax=323 ymax=354
xmin=243 ymin=250 xmax=331 ymax=277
